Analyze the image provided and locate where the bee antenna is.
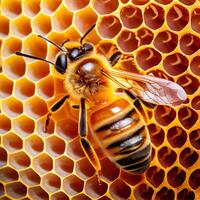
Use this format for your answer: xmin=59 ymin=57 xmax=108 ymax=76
xmin=80 ymin=24 xmax=96 ymax=45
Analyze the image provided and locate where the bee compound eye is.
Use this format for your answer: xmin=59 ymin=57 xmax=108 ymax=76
xmin=55 ymin=53 xmax=67 ymax=74
xmin=82 ymin=43 xmax=93 ymax=52
xmin=69 ymin=48 xmax=81 ymax=60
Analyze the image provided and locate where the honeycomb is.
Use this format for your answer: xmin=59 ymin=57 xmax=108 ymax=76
xmin=0 ymin=0 xmax=200 ymax=199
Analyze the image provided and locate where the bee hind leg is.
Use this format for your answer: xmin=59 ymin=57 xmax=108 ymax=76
xmin=79 ymin=98 xmax=102 ymax=184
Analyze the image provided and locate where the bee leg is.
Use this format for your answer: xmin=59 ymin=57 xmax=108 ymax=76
xmin=44 ymin=95 xmax=69 ymax=132
xmin=79 ymin=98 xmax=102 ymax=184
xmin=109 ymin=52 xmax=122 ymax=66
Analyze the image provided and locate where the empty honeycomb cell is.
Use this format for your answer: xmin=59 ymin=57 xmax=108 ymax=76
xmin=110 ymin=179 xmax=131 ymax=200
xmin=120 ymin=172 xmax=143 ymax=186
xmin=146 ymin=166 xmax=165 ymax=188
xmin=179 ymin=0 xmax=196 ymax=6
xmin=97 ymin=16 xmax=122 ymax=39
xmin=33 ymin=153 xmax=53 ymax=175
xmin=144 ymin=4 xmax=164 ymax=30
xmin=117 ymin=30 xmax=138 ymax=53
xmin=29 ymin=186 xmax=49 ymax=200
xmin=190 ymin=56 xmax=200 ymax=76
xmin=13 ymin=115 xmax=35 ymax=137
xmin=5 ymin=182 xmax=27 ymax=199
xmin=3 ymin=56 xmax=26 ymax=80
xmin=120 ymin=0 xmax=129 ymax=3
xmin=0 ymin=75 xmax=13 ymax=98
xmin=177 ymin=189 xmax=195 ymax=200
xmin=19 ymin=168 xmax=41 ymax=186
xmin=0 ymin=183 xmax=4 ymax=196
xmin=191 ymin=8 xmax=200 ymax=34
xmin=137 ymin=28 xmax=154 ymax=46
xmin=72 ymin=193 xmax=92 ymax=200
xmin=75 ymin=157 xmax=95 ymax=179
xmin=167 ymin=167 xmax=186 ymax=188
xmin=41 ymin=173 xmax=61 ymax=193
xmin=180 ymin=34 xmax=200 ymax=55
xmin=85 ymin=176 xmax=107 ymax=199
xmin=154 ymin=0 xmax=173 ymax=4
xmin=51 ymin=191 xmax=69 ymax=200
xmin=191 ymin=96 xmax=200 ymax=110
xmin=45 ymin=135 xmax=66 ymax=157
xmin=155 ymin=187 xmax=175 ymax=200
xmin=2 ymin=37 xmax=22 ymax=58
xmin=98 ymin=196 xmax=111 ymax=200
xmin=22 ymin=0 xmax=41 ymax=17
xmin=2 ymin=132 xmax=22 ymax=152
xmin=163 ymin=53 xmax=188 ymax=76
xmin=0 ymin=115 xmax=11 ymax=134
xmin=158 ymin=146 xmax=177 ymax=168
xmin=189 ymin=169 xmax=200 ymax=190
xmin=179 ymin=147 xmax=198 ymax=168
xmin=55 ymin=156 xmax=74 ymax=176
xmin=64 ymin=0 xmax=89 ymax=11
xmin=41 ymin=0 xmax=62 ymax=14
xmin=24 ymin=135 xmax=44 ymax=156
xmin=0 ymin=166 xmax=18 ymax=182
xmin=2 ymin=0 xmax=22 ymax=18
xmin=9 ymin=151 xmax=30 ymax=169
xmin=11 ymin=16 xmax=32 ymax=37
xmin=148 ymin=123 xmax=164 ymax=147
xmin=120 ymin=5 xmax=142 ymax=29
xmin=167 ymin=126 xmax=187 ymax=148
xmin=0 ymin=147 xmax=7 ymax=167
xmin=189 ymin=129 xmax=200 ymax=150
xmin=154 ymin=105 xmax=176 ymax=126
xmin=2 ymin=97 xmax=23 ymax=117
xmin=166 ymin=4 xmax=189 ymax=31
xmin=0 ymin=16 xmax=9 ymax=38
xmin=131 ymin=0 xmax=149 ymax=5
xmin=32 ymin=13 xmax=52 ymax=35
xmin=134 ymin=183 xmax=154 ymax=200
xmin=63 ymin=175 xmax=84 ymax=196
xmin=178 ymin=107 xmax=198 ymax=130
xmin=153 ymin=30 xmax=178 ymax=53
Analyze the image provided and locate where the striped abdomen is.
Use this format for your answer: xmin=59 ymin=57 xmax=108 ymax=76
xmin=90 ymin=98 xmax=151 ymax=174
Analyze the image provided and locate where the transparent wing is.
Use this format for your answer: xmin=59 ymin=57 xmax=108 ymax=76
xmin=103 ymin=69 xmax=187 ymax=106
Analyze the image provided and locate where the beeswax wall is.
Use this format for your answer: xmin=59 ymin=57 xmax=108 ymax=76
xmin=0 ymin=0 xmax=200 ymax=199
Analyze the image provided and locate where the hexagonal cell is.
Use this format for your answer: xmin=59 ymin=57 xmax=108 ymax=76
xmin=167 ymin=126 xmax=187 ymax=148
xmin=32 ymin=13 xmax=52 ymax=35
xmin=136 ymin=28 xmax=154 ymax=46
xmin=29 ymin=186 xmax=49 ymax=200
xmin=179 ymin=0 xmax=196 ymax=5
xmin=55 ymin=156 xmax=74 ymax=176
xmin=63 ymin=175 xmax=84 ymax=196
xmin=64 ymin=0 xmax=89 ymax=11
xmin=0 ymin=114 xmax=11 ymax=134
xmin=19 ymin=168 xmax=41 ymax=186
xmin=132 ymin=0 xmax=149 ymax=5
xmin=180 ymin=34 xmax=200 ymax=55
xmin=189 ymin=169 xmax=200 ymax=190
xmin=144 ymin=3 xmax=165 ymax=30
xmin=0 ymin=75 xmax=13 ymax=98
xmin=72 ymin=193 xmax=92 ymax=200
xmin=167 ymin=167 xmax=186 ymax=188
xmin=41 ymin=0 xmax=62 ymax=14
xmin=120 ymin=172 xmax=142 ymax=186
xmin=92 ymin=0 xmax=119 ymax=15
xmin=155 ymin=187 xmax=175 ymax=200
xmin=136 ymin=47 xmax=162 ymax=70
xmin=23 ymin=0 xmax=41 ymax=17
xmin=11 ymin=15 xmax=32 ymax=37
xmin=0 ymin=147 xmax=7 ymax=167
xmin=189 ymin=129 xmax=200 ymax=150
xmin=2 ymin=0 xmax=22 ymax=18
xmin=1 ymin=97 xmax=23 ymax=117
xmin=177 ymin=189 xmax=195 ymax=200
xmin=14 ymin=78 xmax=35 ymax=100
xmin=154 ymin=0 xmax=173 ymax=4
xmin=163 ymin=53 xmax=188 ymax=76
xmin=0 ymin=15 xmax=9 ymax=38
xmin=5 ymin=182 xmax=27 ymax=199
xmin=154 ymin=105 xmax=176 ymax=126
xmin=191 ymin=8 xmax=200 ymax=34
xmin=9 ymin=151 xmax=30 ymax=169
xmin=52 ymin=191 xmax=69 ymax=200
xmin=134 ymin=183 xmax=154 ymax=200
xmin=2 ymin=132 xmax=23 ymax=152
xmin=148 ymin=124 xmax=164 ymax=147
xmin=24 ymin=135 xmax=44 ymax=156
xmin=52 ymin=4 xmax=73 ymax=32
xmin=13 ymin=115 xmax=35 ymax=137
xmin=158 ymin=146 xmax=177 ymax=168
xmin=0 ymin=166 xmax=18 ymax=182
xmin=191 ymin=96 xmax=200 ymax=110
xmin=41 ymin=173 xmax=61 ymax=193
xmin=190 ymin=56 xmax=200 ymax=76
xmin=67 ymin=137 xmax=84 ymax=160
xmin=3 ymin=56 xmax=26 ymax=80
xmin=178 ymin=107 xmax=198 ymax=130
xmin=2 ymin=36 xmax=22 ymax=58
xmin=33 ymin=153 xmax=53 ymax=175
xmin=74 ymin=6 xmax=97 ymax=35
xmin=97 ymin=15 xmax=122 ymax=39
xmin=0 ymin=182 xmax=4 ymax=196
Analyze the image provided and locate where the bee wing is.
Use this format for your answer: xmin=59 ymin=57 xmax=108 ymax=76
xmin=103 ymin=69 xmax=187 ymax=106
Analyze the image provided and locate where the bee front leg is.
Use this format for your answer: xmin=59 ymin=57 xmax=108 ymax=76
xmin=79 ymin=98 xmax=101 ymax=184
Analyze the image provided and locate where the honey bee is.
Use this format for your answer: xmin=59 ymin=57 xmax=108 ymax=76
xmin=16 ymin=25 xmax=187 ymax=182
